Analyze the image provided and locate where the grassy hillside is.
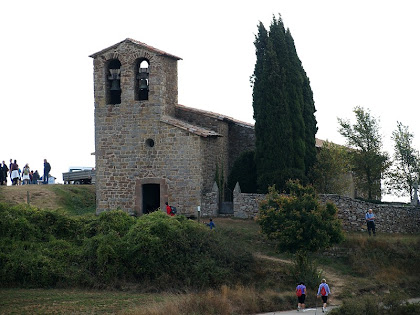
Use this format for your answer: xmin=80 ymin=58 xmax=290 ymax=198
xmin=0 ymin=186 xmax=419 ymax=314
xmin=0 ymin=184 xmax=95 ymax=215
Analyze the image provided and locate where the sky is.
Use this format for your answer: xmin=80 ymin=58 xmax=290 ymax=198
xmin=1 ymin=0 xmax=419 ymax=202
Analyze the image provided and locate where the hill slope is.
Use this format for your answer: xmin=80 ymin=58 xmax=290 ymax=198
xmin=0 ymin=184 xmax=95 ymax=215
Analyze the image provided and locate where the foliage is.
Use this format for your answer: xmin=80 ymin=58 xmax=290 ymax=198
xmin=309 ymin=141 xmax=352 ymax=195
xmin=0 ymin=204 xmax=255 ymax=289
xmin=251 ymin=15 xmax=317 ymax=193
xmin=289 ymin=251 xmax=322 ymax=289
xmin=227 ymin=151 xmax=257 ymax=193
xmin=51 ymin=185 xmax=96 ymax=215
xmin=338 ymin=106 xmax=390 ymax=199
xmin=257 ymin=180 xmax=344 ymax=253
xmin=385 ymin=122 xmax=420 ymax=201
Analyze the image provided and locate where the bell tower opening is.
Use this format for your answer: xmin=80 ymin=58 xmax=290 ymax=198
xmin=142 ymin=183 xmax=160 ymax=214
xmin=107 ymin=59 xmax=121 ymax=105
xmin=135 ymin=59 xmax=149 ymax=101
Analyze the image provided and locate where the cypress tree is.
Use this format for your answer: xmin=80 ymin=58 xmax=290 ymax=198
xmin=252 ymin=15 xmax=317 ymax=192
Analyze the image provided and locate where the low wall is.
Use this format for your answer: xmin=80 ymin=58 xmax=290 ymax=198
xmin=232 ymin=184 xmax=420 ymax=233
xmin=320 ymin=194 xmax=420 ymax=234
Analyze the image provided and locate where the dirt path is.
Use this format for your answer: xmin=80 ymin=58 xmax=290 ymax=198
xmin=254 ymin=253 xmax=346 ymax=306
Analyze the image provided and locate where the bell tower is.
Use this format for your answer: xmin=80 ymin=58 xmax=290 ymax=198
xmin=90 ymin=39 xmax=182 ymax=214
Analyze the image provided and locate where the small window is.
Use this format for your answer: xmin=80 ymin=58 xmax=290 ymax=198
xmin=146 ymin=138 xmax=155 ymax=147
xmin=135 ymin=59 xmax=149 ymax=101
xmin=107 ymin=59 xmax=121 ymax=105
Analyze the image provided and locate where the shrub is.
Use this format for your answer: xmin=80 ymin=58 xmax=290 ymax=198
xmin=257 ymin=181 xmax=345 ymax=253
xmin=0 ymin=206 xmax=255 ymax=289
xmin=289 ymin=251 xmax=322 ymax=289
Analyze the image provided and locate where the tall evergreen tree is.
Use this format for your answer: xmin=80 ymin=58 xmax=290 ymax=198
xmin=251 ymin=15 xmax=317 ymax=193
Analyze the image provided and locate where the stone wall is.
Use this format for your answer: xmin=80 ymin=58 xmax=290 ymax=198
xmin=232 ymin=185 xmax=420 ymax=233
xmin=319 ymin=194 xmax=420 ymax=234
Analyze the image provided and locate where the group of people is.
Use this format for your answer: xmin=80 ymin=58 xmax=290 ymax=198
xmin=0 ymin=159 xmax=51 ymax=186
xmin=296 ymin=279 xmax=331 ymax=313
xmin=294 ymin=209 xmax=377 ymax=313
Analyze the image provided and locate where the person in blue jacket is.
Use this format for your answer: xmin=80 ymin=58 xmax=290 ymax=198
xmin=206 ymin=218 xmax=215 ymax=230
xmin=317 ymin=278 xmax=331 ymax=313
xmin=295 ymin=281 xmax=306 ymax=311
xmin=365 ymin=208 xmax=376 ymax=236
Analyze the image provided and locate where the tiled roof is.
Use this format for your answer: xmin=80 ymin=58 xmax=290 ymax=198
xmin=160 ymin=115 xmax=221 ymax=138
xmin=89 ymin=38 xmax=182 ymax=60
xmin=176 ymin=104 xmax=254 ymax=129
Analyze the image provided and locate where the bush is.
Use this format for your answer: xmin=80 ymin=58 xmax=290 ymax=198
xmin=289 ymin=252 xmax=322 ymax=289
xmin=257 ymin=181 xmax=345 ymax=253
xmin=0 ymin=206 xmax=255 ymax=290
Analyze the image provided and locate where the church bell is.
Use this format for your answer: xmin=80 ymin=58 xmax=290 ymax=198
xmin=139 ymin=79 xmax=148 ymax=90
xmin=109 ymin=69 xmax=121 ymax=91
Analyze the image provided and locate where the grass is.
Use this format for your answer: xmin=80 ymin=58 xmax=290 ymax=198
xmin=0 ymin=186 xmax=419 ymax=314
xmin=0 ymin=288 xmax=162 ymax=314
xmin=0 ymin=184 xmax=95 ymax=215
xmin=50 ymin=185 xmax=96 ymax=215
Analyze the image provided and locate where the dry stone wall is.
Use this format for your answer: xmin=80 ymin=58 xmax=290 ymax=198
xmin=319 ymin=194 xmax=420 ymax=234
xmin=232 ymin=185 xmax=420 ymax=233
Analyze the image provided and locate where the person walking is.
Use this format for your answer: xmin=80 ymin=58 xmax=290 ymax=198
xmin=43 ymin=159 xmax=51 ymax=184
xmin=365 ymin=208 xmax=376 ymax=236
xmin=295 ymin=281 xmax=306 ymax=311
xmin=206 ymin=218 xmax=216 ymax=230
xmin=317 ymin=278 xmax=331 ymax=313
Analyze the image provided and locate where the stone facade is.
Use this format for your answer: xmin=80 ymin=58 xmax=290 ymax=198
xmin=232 ymin=184 xmax=420 ymax=234
xmin=91 ymin=39 xmax=254 ymax=216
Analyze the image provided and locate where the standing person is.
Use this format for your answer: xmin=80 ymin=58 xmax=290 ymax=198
xmin=317 ymin=278 xmax=331 ymax=313
xmin=32 ymin=170 xmax=40 ymax=184
xmin=22 ymin=164 xmax=31 ymax=185
xmin=365 ymin=208 xmax=376 ymax=236
xmin=43 ymin=159 xmax=51 ymax=184
xmin=165 ymin=202 xmax=175 ymax=216
xmin=9 ymin=159 xmax=13 ymax=181
xmin=10 ymin=160 xmax=19 ymax=186
xmin=0 ymin=161 xmax=8 ymax=185
xmin=296 ymin=281 xmax=306 ymax=312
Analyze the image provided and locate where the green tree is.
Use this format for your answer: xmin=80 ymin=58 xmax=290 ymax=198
xmin=227 ymin=151 xmax=257 ymax=193
xmin=386 ymin=122 xmax=420 ymax=201
xmin=309 ymin=141 xmax=352 ymax=195
xmin=251 ymin=15 xmax=317 ymax=193
xmin=338 ymin=106 xmax=390 ymax=200
xmin=257 ymin=180 xmax=344 ymax=253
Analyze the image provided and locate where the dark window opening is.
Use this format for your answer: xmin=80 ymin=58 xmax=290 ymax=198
xmin=107 ymin=59 xmax=121 ymax=105
xmin=135 ymin=59 xmax=149 ymax=101
xmin=142 ymin=184 xmax=160 ymax=214
xmin=146 ymin=138 xmax=155 ymax=147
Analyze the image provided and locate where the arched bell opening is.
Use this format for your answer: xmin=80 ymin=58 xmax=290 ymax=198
xmin=135 ymin=59 xmax=149 ymax=101
xmin=107 ymin=59 xmax=121 ymax=105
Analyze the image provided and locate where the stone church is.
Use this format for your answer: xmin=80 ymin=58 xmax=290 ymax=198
xmin=90 ymin=38 xmax=255 ymax=216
